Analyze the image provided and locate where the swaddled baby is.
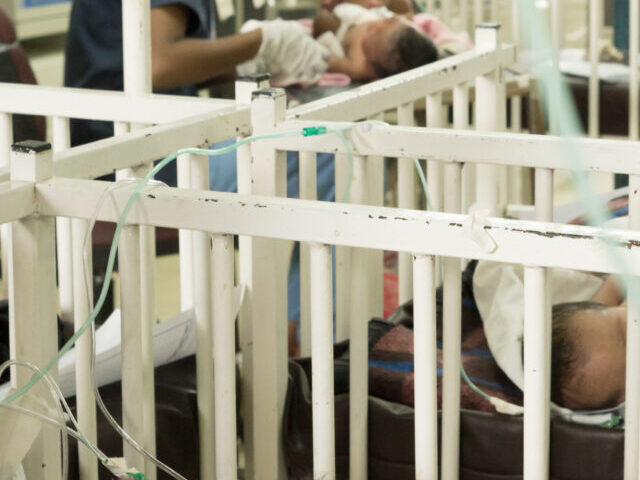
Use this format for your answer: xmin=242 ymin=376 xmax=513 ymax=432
xmin=237 ymin=1 xmax=437 ymax=85
xmin=314 ymin=2 xmax=438 ymax=81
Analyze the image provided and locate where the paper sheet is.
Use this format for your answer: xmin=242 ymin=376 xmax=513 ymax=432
xmin=0 ymin=284 xmax=245 ymax=400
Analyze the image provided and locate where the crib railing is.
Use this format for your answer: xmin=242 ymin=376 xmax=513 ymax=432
xmin=4 ymin=117 xmax=640 ymax=480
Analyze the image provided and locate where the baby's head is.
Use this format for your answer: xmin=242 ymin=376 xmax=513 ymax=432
xmin=361 ymin=17 xmax=438 ymax=78
xmin=551 ymin=301 xmax=627 ymax=410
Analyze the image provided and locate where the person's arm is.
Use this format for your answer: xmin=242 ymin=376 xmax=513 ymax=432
xmin=327 ymin=55 xmax=375 ymax=81
xmin=150 ymin=4 xmax=261 ymax=90
xmin=591 ymin=275 xmax=626 ymax=306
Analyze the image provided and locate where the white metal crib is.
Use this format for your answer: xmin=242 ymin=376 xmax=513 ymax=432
xmin=2 ymin=3 xmax=640 ymax=480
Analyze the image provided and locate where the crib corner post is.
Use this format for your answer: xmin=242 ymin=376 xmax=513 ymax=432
xmin=243 ymin=87 xmax=289 ymax=480
xmin=8 ymin=140 xmax=61 ymax=480
xmin=474 ymin=23 xmax=506 ymax=216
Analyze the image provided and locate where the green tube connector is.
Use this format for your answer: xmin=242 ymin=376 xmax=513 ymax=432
xmin=302 ymin=126 xmax=328 ymax=136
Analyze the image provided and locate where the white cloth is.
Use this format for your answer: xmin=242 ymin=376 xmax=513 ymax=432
xmin=237 ymin=19 xmax=331 ymax=86
xmin=473 ymin=262 xmax=603 ymax=390
xmin=333 ymin=3 xmax=394 ymax=41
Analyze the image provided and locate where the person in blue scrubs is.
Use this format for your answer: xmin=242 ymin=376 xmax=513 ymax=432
xmin=64 ymin=0 xmax=335 ymax=331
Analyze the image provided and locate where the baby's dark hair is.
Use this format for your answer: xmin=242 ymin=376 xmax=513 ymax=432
xmin=551 ymin=301 xmax=608 ymax=406
xmin=373 ymin=26 xmax=439 ymax=78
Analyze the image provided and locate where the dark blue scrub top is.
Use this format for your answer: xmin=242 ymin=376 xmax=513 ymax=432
xmin=64 ymin=0 xmax=212 ymax=146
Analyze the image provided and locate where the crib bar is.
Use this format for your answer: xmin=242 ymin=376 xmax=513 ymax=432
xmin=212 ymin=233 xmax=237 ymax=480
xmin=71 ymin=217 xmax=99 ymax=480
xmin=630 ymin=0 xmax=639 ymax=140
xmin=367 ymin=112 xmax=384 ymax=322
xmin=309 ymin=243 xmax=336 ymax=480
xmin=426 ymin=93 xmax=444 ymax=212
xmin=53 ymin=117 xmax=73 ymax=332
xmin=454 ymin=83 xmax=474 ymax=215
xmin=461 ymin=0 xmax=469 ymax=37
xmin=412 ymin=254 xmax=437 ymax=480
xmin=0 ymin=112 xmax=12 ymax=299
xmin=624 ymin=174 xmax=640 ymax=480
xmin=269 ymin=120 xmax=640 ymax=174
xmin=397 ymin=102 xmax=415 ymax=304
xmin=235 ymin=75 xmax=271 ymax=360
xmin=441 ymin=160 xmax=463 ymax=480
xmin=490 ymin=0 xmax=497 ymax=22
xmin=122 ymin=0 xmax=151 ymax=106
xmin=188 ymin=153 xmax=217 ymax=480
xmin=475 ymin=24 xmax=502 ymax=213
xmin=511 ymin=0 xmax=519 ymax=46
xmin=245 ymin=89 xmax=289 ymax=480
xmin=523 ymin=266 xmax=550 ymax=480
xmin=177 ymin=154 xmax=194 ymax=310
xmin=45 ymin=177 xmax=640 ymax=274
xmin=116 ymin=197 xmax=146 ymax=473
xmin=588 ymin=0 xmax=600 ymax=138
xmin=535 ymin=169 xmax=553 ymax=223
xmin=474 ymin=0 xmax=483 ymax=25
xmin=349 ymin=154 xmax=369 ymax=480
xmin=56 ymin=115 xmax=97 ymax=480
xmin=299 ymin=151 xmax=318 ymax=357
xmin=335 ymin=153 xmax=351 ymax=343
xmin=0 ymin=84 xmax=232 ymax=124
xmin=9 ymin=142 xmax=61 ymax=480
xmin=550 ymin=0 xmax=562 ymax=55
xmin=290 ymin=46 xmax=516 ymax=122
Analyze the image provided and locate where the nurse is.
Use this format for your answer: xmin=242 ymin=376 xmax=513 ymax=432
xmin=64 ymin=0 xmax=336 ymax=333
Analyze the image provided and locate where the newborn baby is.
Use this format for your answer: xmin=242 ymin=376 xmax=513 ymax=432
xmin=551 ymin=275 xmax=627 ymax=410
xmin=314 ymin=2 xmax=438 ymax=81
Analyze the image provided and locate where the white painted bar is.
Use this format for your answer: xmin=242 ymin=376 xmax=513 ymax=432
xmin=474 ymin=0 xmax=483 ymax=25
xmin=116 ymin=209 xmax=146 ymax=473
xmin=349 ymin=155 xmax=369 ymax=480
xmin=40 ymin=177 xmax=640 ymax=276
xmin=212 ymin=233 xmax=237 ymax=480
xmin=0 ymin=181 xmax=34 ymax=224
xmin=366 ymin=112 xmax=384 ymax=322
xmin=624 ymin=174 xmax=640 ymax=480
xmin=453 ymin=83 xmax=474 ymax=215
xmin=299 ymin=151 xmax=318 ymax=358
xmin=441 ymin=160 xmax=462 ymax=480
xmin=53 ymin=117 xmax=74 ymax=331
xmin=189 ymin=152 xmax=217 ymax=480
xmin=71 ymin=217 xmax=98 ymax=480
xmin=0 ymin=107 xmax=251 ymax=185
xmin=9 ymin=142 xmax=61 ymax=480
xmin=630 ymin=0 xmax=639 ymax=140
xmin=290 ymin=45 xmax=516 ymax=121
xmin=244 ymin=89 xmax=289 ymax=480
xmin=475 ymin=24 xmax=502 ymax=214
xmin=426 ymin=93 xmax=444 ymax=212
xmin=511 ymin=0 xmax=519 ymax=46
xmin=266 ymin=121 xmax=640 ymax=175
xmin=550 ymin=0 xmax=562 ymax=55
xmin=235 ymin=75 xmax=271 ymax=366
xmin=523 ymin=266 xmax=550 ymax=480
xmin=309 ymin=243 xmax=335 ymax=480
xmin=589 ymin=0 xmax=600 ymax=138
xmin=412 ymin=254 xmax=437 ymax=480
xmin=177 ymin=154 xmax=194 ymax=311
xmin=535 ymin=169 xmax=554 ymax=223
xmin=0 ymin=84 xmax=233 ymax=124
xmin=335 ymin=152 xmax=351 ymax=343
xmin=398 ymin=102 xmax=415 ymax=304
xmin=0 ymin=112 xmax=12 ymax=299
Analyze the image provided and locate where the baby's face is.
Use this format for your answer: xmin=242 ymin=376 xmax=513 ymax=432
xmin=361 ymin=18 xmax=407 ymax=73
xmin=562 ymin=305 xmax=627 ymax=410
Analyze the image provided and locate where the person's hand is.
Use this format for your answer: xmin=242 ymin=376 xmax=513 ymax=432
xmin=243 ymin=19 xmax=331 ymax=83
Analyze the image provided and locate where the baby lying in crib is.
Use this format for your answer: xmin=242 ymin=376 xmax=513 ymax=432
xmin=237 ymin=0 xmax=438 ymax=84
xmin=549 ymin=276 xmax=627 ymax=411
xmin=475 ymin=245 xmax=628 ymax=412
xmin=312 ymin=0 xmax=437 ymax=81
